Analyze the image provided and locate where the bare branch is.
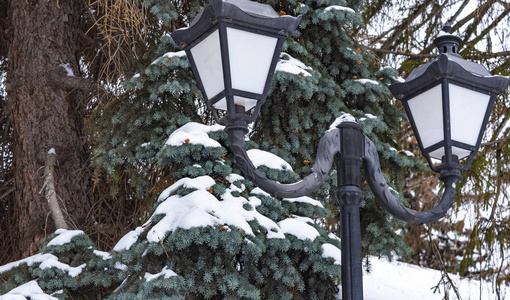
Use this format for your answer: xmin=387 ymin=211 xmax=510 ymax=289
xmin=40 ymin=149 xmax=69 ymax=230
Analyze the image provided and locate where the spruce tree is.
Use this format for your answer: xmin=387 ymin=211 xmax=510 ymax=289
xmin=109 ymin=122 xmax=342 ymax=299
xmin=1 ymin=0 xmax=430 ymax=298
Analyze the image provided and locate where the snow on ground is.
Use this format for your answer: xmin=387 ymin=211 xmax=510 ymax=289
xmin=359 ymin=257 xmax=509 ymax=300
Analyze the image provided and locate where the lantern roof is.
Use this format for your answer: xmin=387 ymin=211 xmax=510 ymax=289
xmin=171 ymin=0 xmax=302 ymax=49
xmin=390 ymin=24 xmax=510 ymax=100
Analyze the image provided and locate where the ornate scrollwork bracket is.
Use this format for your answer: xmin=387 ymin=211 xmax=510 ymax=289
xmin=225 ymin=119 xmax=462 ymax=225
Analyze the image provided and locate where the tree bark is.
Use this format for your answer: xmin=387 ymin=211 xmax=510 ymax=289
xmin=6 ymin=0 xmax=92 ymax=258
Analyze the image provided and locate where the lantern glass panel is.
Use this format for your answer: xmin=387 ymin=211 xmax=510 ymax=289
xmin=449 ymin=83 xmax=490 ymax=146
xmin=428 ymin=146 xmax=471 ymax=160
xmin=227 ymin=27 xmax=278 ymax=94
xmin=212 ymin=96 xmax=258 ymax=111
xmin=407 ymin=84 xmax=444 ymax=149
xmin=190 ymin=29 xmax=224 ymax=100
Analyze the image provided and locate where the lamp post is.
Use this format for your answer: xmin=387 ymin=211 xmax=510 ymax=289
xmin=171 ymin=1 xmax=510 ymax=299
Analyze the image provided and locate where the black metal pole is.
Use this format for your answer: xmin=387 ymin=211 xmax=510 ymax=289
xmin=336 ymin=122 xmax=365 ymax=300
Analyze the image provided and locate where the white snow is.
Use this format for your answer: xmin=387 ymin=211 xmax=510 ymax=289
xmin=362 ymin=257 xmax=510 ymax=300
xmin=149 ymin=182 xmax=290 ymax=242
xmin=365 ymin=113 xmax=377 ymax=119
xmin=250 ymin=187 xmax=270 ymax=197
xmin=149 ymin=190 xmax=242 ymax=242
xmin=157 ymin=176 xmax=216 ymax=202
xmin=324 ymin=5 xmax=356 ymax=14
xmin=283 ymin=196 xmax=323 ymax=207
xmin=278 ymin=216 xmax=320 ymax=240
xmin=392 ymin=75 xmax=406 ymax=83
xmin=38 ymin=256 xmax=85 ymax=277
xmin=47 ymin=148 xmax=56 ymax=155
xmin=163 ymin=51 xmax=186 ymax=59
xmin=93 ymin=250 xmax=112 ymax=260
xmin=247 ymin=149 xmax=292 ymax=171
xmin=354 ymin=78 xmax=381 ymax=85
xmin=114 ymin=262 xmax=128 ymax=271
xmin=144 ymin=266 xmax=177 ymax=282
xmin=113 ymin=226 xmax=145 ymax=251
xmin=403 ymin=150 xmax=415 ymax=156
xmin=276 ymin=53 xmax=312 ymax=77
xmin=1 ymin=280 xmax=57 ymax=300
xmin=321 ymin=243 xmax=342 ymax=265
xmin=46 ymin=229 xmax=84 ymax=247
xmin=60 ymin=63 xmax=74 ymax=77
xmin=0 ymin=253 xmax=56 ymax=274
xmin=151 ymin=50 xmax=186 ymax=65
xmin=165 ymin=122 xmax=224 ymax=147
xmin=329 ymin=113 xmax=357 ymax=130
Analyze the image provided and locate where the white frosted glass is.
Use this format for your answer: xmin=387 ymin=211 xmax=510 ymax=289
xmin=212 ymin=97 xmax=227 ymax=110
xmin=407 ymin=85 xmax=444 ymax=149
xmin=190 ymin=30 xmax=224 ymax=100
xmin=212 ymin=96 xmax=258 ymax=111
xmin=227 ymin=27 xmax=278 ymax=94
xmin=449 ymin=84 xmax=490 ymax=146
xmin=429 ymin=146 xmax=471 ymax=160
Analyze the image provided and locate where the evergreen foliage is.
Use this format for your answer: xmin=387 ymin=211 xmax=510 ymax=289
xmin=358 ymin=0 xmax=510 ymax=290
xmin=1 ymin=0 xmax=457 ymax=298
xmin=0 ymin=230 xmax=122 ymax=299
xmin=109 ymin=123 xmax=342 ymax=299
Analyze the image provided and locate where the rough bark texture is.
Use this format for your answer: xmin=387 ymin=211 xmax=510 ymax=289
xmin=6 ymin=0 xmax=92 ymax=259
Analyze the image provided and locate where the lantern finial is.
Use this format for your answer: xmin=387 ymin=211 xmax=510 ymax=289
xmin=442 ymin=22 xmax=452 ymax=33
xmin=434 ymin=22 xmax=462 ymax=54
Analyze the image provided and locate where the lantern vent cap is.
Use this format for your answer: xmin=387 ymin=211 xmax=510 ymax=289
xmin=171 ymin=0 xmax=301 ymax=49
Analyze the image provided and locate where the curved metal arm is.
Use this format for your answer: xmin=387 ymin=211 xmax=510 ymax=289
xmin=225 ymin=122 xmax=340 ymax=198
xmin=363 ymin=137 xmax=462 ymax=225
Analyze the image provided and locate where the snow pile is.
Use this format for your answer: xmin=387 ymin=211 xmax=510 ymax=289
xmin=278 ymin=216 xmax=320 ymax=241
xmin=145 ymin=172 xmax=329 ymax=242
xmin=38 ymin=257 xmax=85 ymax=278
xmin=0 ymin=280 xmax=57 ymax=300
xmin=0 ymin=254 xmax=56 ymax=275
xmin=324 ymin=5 xmax=356 ymax=14
xmin=354 ymin=78 xmax=381 ymax=85
xmin=283 ymin=196 xmax=323 ymax=207
xmin=0 ymin=230 xmax=87 ymax=278
xmin=276 ymin=53 xmax=313 ymax=77
xmin=151 ymin=50 xmax=186 ymax=65
xmin=46 ymin=229 xmax=84 ymax=247
xmin=165 ymin=122 xmax=224 ymax=147
xmin=362 ymin=257 xmax=510 ymax=300
xmin=144 ymin=266 xmax=177 ymax=282
xmin=329 ymin=113 xmax=357 ymax=130
xmin=113 ymin=226 xmax=146 ymax=252
xmin=247 ymin=149 xmax=292 ymax=171
xmin=322 ymin=243 xmax=342 ymax=265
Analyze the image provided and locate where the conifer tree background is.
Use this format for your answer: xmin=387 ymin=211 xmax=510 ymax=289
xmin=0 ymin=0 xmax=509 ymax=298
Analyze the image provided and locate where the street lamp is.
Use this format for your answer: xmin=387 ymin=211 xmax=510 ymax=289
xmin=171 ymin=0 xmax=301 ymax=125
xmin=389 ymin=23 xmax=510 ymax=173
xmin=171 ymin=1 xmax=510 ymax=299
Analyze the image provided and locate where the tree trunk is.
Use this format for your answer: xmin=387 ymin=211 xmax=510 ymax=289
xmin=5 ymin=0 xmax=92 ymax=259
